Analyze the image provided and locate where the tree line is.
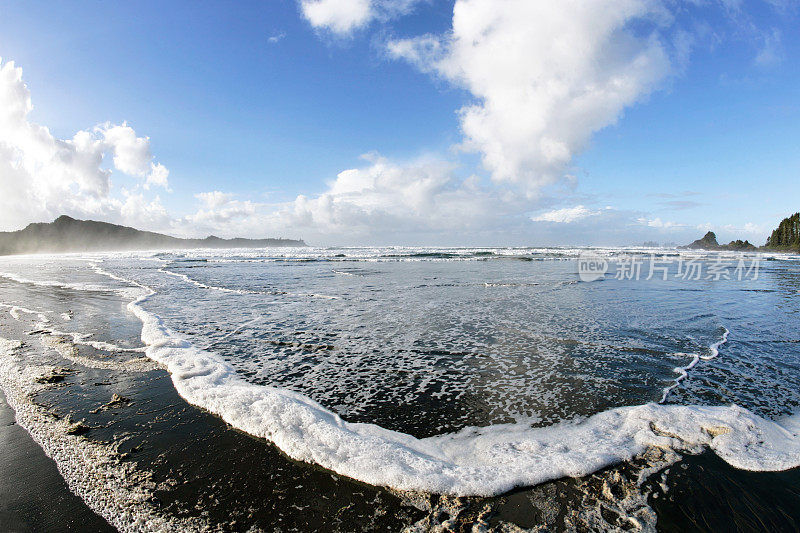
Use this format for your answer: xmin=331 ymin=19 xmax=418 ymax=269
xmin=766 ymin=212 xmax=800 ymax=250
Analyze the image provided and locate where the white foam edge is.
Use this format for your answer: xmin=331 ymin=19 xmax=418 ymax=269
xmin=0 ymin=294 xmax=143 ymax=354
xmin=155 ymin=263 xmax=339 ymax=300
xmin=0 ymin=270 xmax=140 ymax=300
xmin=0 ymin=338 xmax=208 ymax=532
xmin=89 ymin=266 xmax=800 ymax=497
xmin=659 ymin=327 xmax=729 ymax=404
xmin=45 ymin=326 xmax=147 ymax=353
xmin=157 ymin=266 xmax=249 ymax=294
xmin=0 ymin=302 xmax=48 ymax=323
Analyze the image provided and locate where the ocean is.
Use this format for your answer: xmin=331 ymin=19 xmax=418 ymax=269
xmin=0 ymin=247 xmax=798 ymax=531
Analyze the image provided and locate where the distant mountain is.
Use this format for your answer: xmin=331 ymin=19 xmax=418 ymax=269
xmin=764 ymin=212 xmax=800 ymax=251
xmin=681 ymin=213 xmax=800 ymax=253
xmin=0 ymin=215 xmax=306 ymax=256
xmin=680 ymin=231 xmax=756 ymax=251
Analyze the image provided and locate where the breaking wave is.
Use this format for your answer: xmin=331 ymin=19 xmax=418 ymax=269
xmin=85 ymin=266 xmax=800 ymax=497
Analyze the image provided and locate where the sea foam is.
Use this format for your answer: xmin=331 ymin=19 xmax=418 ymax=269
xmin=90 ymin=265 xmax=800 ymax=497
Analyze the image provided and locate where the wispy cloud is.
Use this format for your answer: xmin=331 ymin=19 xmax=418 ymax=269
xmin=754 ymin=28 xmax=783 ymax=66
xmin=637 ymin=217 xmax=686 ymax=230
xmin=531 ymin=205 xmax=602 ymax=224
xmin=660 ymin=200 xmax=703 ymax=210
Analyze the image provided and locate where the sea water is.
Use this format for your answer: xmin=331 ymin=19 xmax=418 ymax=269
xmin=1 ymin=247 xmax=799 ymax=499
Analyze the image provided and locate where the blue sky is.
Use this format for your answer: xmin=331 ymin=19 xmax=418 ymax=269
xmin=0 ymin=0 xmax=798 ymax=245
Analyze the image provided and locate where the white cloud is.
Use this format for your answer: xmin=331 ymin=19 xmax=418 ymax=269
xmin=300 ymin=0 xmax=423 ymax=35
xmin=0 ymin=58 xmax=170 ymax=231
xmin=300 ymin=0 xmax=374 ymax=34
xmin=196 ymin=191 xmax=236 ymax=210
xmin=279 ymin=153 xmax=516 ymax=235
xmin=100 ymin=123 xmax=151 ymax=176
xmin=176 ymin=153 xmax=526 ymax=242
xmin=531 ymin=205 xmax=601 ymax=224
xmin=146 ymin=162 xmax=170 ymax=190
xmin=119 ymin=191 xmax=170 ymax=229
xmin=176 ymin=154 xmax=736 ymax=246
xmin=176 ymin=156 xmax=753 ymax=246
xmin=185 ymin=191 xmax=258 ymax=228
xmin=389 ymin=0 xmax=673 ymax=192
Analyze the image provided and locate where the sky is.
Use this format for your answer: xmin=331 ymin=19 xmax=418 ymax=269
xmin=0 ymin=0 xmax=798 ymax=246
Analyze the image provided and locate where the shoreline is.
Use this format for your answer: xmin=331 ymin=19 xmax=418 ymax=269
xmin=0 ymin=387 xmax=114 ymax=532
xmin=0 ymin=309 xmax=429 ymax=531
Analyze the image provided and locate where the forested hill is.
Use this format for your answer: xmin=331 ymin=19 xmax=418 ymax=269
xmin=765 ymin=213 xmax=800 ymax=251
xmin=0 ymin=215 xmax=306 ymax=256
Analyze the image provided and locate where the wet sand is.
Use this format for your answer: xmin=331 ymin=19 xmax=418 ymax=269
xmin=0 ymin=307 xmax=429 ymax=531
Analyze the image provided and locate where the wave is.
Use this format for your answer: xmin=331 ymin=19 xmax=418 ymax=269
xmin=157 ymin=264 xmax=339 ymax=300
xmin=0 ymin=270 xmax=140 ymax=299
xmin=89 ymin=267 xmax=800 ymax=497
xmin=483 ymin=282 xmax=540 ymax=287
xmin=332 ymin=269 xmax=360 ymax=276
xmin=0 ymin=271 xmax=106 ymax=292
xmin=157 ymin=266 xmax=253 ymax=294
xmin=43 ymin=327 xmax=147 ymax=354
xmin=0 ymin=302 xmax=46 ymax=322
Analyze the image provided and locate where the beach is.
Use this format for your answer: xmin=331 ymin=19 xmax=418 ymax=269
xmin=0 ymin=247 xmax=799 ymax=531
xmin=0 ymin=388 xmax=114 ymax=532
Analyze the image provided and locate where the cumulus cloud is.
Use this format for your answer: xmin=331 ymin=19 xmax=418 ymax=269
xmin=301 ymin=0 xmax=372 ymax=34
xmin=176 ymin=152 xmax=740 ymax=246
xmin=146 ymin=162 xmax=170 ymax=190
xmin=389 ymin=0 xmax=673 ymax=192
xmin=300 ymin=0 xmax=423 ymax=35
xmin=175 ymin=154 xmax=752 ymax=246
xmin=119 ymin=191 xmax=170 ymax=228
xmin=176 ymin=153 xmax=527 ymax=243
xmin=186 ymin=191 xmax=258 ymax=228
xmin=0 ymin=58 xmax=170 ymax=231
xmin=101 ymin=124 xmax=151 ymax=176
xmin=279 ymin=153 xmax=517 ymax=235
